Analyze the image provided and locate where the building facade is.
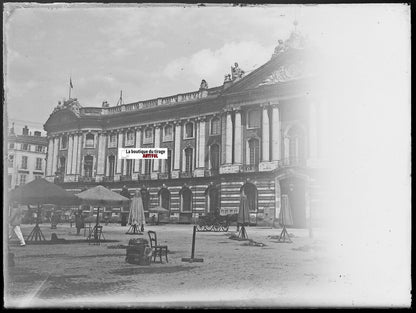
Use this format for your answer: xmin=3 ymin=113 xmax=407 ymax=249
xmin=7 ymin=125 xmax=48 ymax=189
xmin=43 ymin=34 xmax=327 ymax=227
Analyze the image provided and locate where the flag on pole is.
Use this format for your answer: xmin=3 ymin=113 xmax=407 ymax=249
xmin=70 ymin=77 xmax=73 ymax=89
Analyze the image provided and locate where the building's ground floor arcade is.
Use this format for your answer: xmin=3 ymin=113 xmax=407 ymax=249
xmin=57 ymin=169 xmax=324 ymax=228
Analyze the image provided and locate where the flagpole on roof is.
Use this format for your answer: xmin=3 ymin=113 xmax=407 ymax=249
xmin=69 ymin=75 xmax=73 ymax=100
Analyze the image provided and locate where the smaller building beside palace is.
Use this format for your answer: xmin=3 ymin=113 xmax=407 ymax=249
xmin=7 ymin=124 xmax=48 ymax=189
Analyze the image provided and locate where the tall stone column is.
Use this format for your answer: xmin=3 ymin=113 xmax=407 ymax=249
xmin=173 ymin=122 xmax=181 ymax=170
xmin=271 ymin=105 xmax=281 ymax=161
xmin=66 ymin=134 xmax=73 ymax=174
xmin=76 ymin=133 xmax=82 ymax=175
xmin=225 ymin=111 xmax=233 ymax=164
xmin=96 ymin=133 xmax=106 ymax=175
xmin=262 ymin=106 xmax=270 ymax=162
xmin=51 ymin=137 xmax=59 ymax=175
xmin=71 ymin=134 xmax=79 ymax=174
xmin=234 ymin=110 xmax=242 ymax=164
xmin=46 ymin=137 xmax=54 ymax=176
xmin=116 ymin=131 xmax=123 ymax=174
xmin=134 ymin=128 xmax=142 ymax=173
xmin=198 ymin=119 xmax=206 ymax=168
xmin=153 ymin=125 xmax=160 ymax=172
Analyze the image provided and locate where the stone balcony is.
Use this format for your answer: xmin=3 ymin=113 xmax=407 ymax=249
xmin=78 ymin=176 xmax=96 ymax=183
xmin=120 ymin=175 xmax=132 ymax=182
xmin=179 ymin=171 xmax=193 ymax=178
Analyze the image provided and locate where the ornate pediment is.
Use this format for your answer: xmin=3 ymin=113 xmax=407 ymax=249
xmin=257 ymin=62 xmax=305 ymax=86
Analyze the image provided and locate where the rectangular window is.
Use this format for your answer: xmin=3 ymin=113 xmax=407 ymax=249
xmin=36 ymin=158 xmax=43 ymax=170
xmin=8 ymin=155 xmax=14 ymax=168
xmin=60 ymin=136 xmax=68 ymax=149
xmin=85 ymin=134 xmax=94 ymax=148
xmin=125 ymin=131 xmax=135 ymax=146
xmin=210 ymin=118 xmax=220 ymax=135
xmin=247 ymin=110 xmax=261 ymax=129
xmin=19 ymin=174 xmax=27 ymax=185
xmin=9 ymin=143 xmax=14 ymax=149
xmin=143 ymin=128 xmax=153 ymax=144
xmin=109 ymin=134 xmax=117 ymax=148
xmin=163 ymin=125 xmax=173 ymax=142
xmin=36 ymin=145 xmax=43 ymax=152
xmin=21 ymin=156 xmax=28 ymax=169
xmin=22 ymin=143 xmax=29 ymax=151
xmin=184 ymin=123 xmax=194 ymax=139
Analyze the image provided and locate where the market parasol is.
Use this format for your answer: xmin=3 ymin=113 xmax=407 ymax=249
xmin=75 ymin=185 xmax=130 ymax=241
xmin=8 ymin=178 xmax=81 ymax=242
xmin=148 ymin=206 xmax=169 ymax=213
xmin=126 ymin=190 xmax=145 ymax=234
xmin=237 ymin=192 xmax=250 ymax=239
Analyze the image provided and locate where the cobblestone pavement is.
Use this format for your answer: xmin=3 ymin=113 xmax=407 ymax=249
xmin=5 ymin=223 xmax=342 ymax=308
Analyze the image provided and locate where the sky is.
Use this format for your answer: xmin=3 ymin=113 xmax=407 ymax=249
xmin=4 ymin=3 xmax=312 ymax=129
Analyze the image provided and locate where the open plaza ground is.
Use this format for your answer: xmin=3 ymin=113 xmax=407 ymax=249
xmin=4 ymin=222 xmax=351 ymax=308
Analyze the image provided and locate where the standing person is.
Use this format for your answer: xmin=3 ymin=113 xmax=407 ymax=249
xmin=9 ymin=203 xmax=26 ymax=247
xmin=75 ymin=208 xmax=84 ymax=235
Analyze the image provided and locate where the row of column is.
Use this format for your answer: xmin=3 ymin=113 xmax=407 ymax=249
xmin=223 ymin=104 xmax=281 ymax=165
xmin=46 ymin=133 xmax=83 ymax=177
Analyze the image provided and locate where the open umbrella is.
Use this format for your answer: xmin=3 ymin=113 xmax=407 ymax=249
xmin=126 ymin=191 xmax=145 ymax=234
xmin=148 ymin=206 xmax=169 ymax=225
xmin=75 ymin=185 xmax=130 ymax=242
xmin=148 ymin=206 xmax=169 ymax=213
xmin=8 ymin=178 xmax=81 ymax=242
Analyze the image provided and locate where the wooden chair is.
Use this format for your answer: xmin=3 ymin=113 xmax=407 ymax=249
xmin=147 ymin=231 xmax=168 ymax=263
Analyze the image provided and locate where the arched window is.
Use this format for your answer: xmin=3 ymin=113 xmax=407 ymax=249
xmin=85 ymin=133 xmax=94 ymax=148
xmin=248 ymin=138 xmax=260 ymax=166
xmin=205 ymin=186 xmax=220 ymax=214
xmin=210 ymin=144 xmax=220 ymax=171
xmin=159 ymin=188 xmax=171 ymax=211
xmin=180 ymin=187 xmax=192 ymax=212
xmin=84 ymin=155 xmax=93 ymax=177
xmin=241 ymin=182 xmax=258 ymax=213
xmin=185 ymin=147 xmax=193 ymax=173
xmin=184 ymin=122 xmax=194 ymax=138
xmin=210 ymin=117 xmax=220 ymax=135
xmin=108 ymin=155 xmax=115 ymax=177
xmin=61 ymin=135 xmax=68 ymax=149
xmin=59 ymin=156 xmax=66 ymax=174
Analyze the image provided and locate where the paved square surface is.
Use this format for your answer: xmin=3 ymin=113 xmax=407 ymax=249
xmin=5 ymin=223 xmax=340 ymax=308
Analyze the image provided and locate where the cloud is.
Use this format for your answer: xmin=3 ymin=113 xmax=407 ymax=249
xmin=162 ymin=41 xmax=275 ymax=88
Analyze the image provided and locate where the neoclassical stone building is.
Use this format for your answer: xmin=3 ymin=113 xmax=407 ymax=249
xmin=43 ymin=33 xmax=326 ymax=227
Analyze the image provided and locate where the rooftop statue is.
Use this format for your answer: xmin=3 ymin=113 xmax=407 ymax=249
xmin=200 ymin=79 xmax=208 ymax=90
xmin=224 ymin=74 xmax=232 ymax=83
xmin=272 ymin=39 xmax=286 ymax=57
xmin=231 ymin=62 xmax=245 ymax=80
